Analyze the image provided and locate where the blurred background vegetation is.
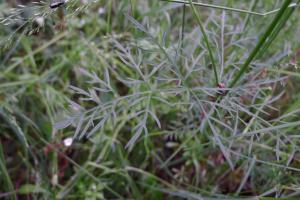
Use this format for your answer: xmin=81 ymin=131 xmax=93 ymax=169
xmin=1 ymin=0 xmax=300 ymax=199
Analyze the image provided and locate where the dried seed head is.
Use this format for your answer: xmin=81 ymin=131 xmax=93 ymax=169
xmin=217 ymin=83 xmax=226 ymax=96
xmin=217 ymin=83 xmax=226 ymax=88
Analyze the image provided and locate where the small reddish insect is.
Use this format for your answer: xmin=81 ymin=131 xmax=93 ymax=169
xmin=217 ymin=83 xmax=226 ymax=88
xmin=217 ymin=82 xmax=226 ymax=96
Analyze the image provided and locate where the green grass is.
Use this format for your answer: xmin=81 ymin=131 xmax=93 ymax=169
xmin=1 ymin=0 xmax=300 ymax=199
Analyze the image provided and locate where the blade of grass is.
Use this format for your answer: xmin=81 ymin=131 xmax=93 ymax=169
xmin=1 ymin=31 xmax=67 ymax=78
xmin=161 ymin=0 xmax=298 ymax=16
xmin=235 ymin=156 xmax=256 ymax=195
xmin=106 ymin=0 xmax=113 ymax=34
xmin=266 ymin=68 xmax=300 ymax=78
xmin=0 ymin=143 xmax=17 ymax=200
xmin=188 ymin=0 xmax=219 ymax=85
xmin=242 ymin=0 xmax=259 ymax=30
xmin=0 ymin=107 xmax=29 ymax=151
xmin=229 ymin=0 xmax=294 ymax=88
xmin=179 ymin=3 xmax=186 ymax=56
xmin=256 ymin=0 xmax=300 ymax=58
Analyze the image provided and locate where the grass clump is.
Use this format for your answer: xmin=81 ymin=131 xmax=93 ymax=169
xmin=1 ymin=0 xmax=300 ymax=199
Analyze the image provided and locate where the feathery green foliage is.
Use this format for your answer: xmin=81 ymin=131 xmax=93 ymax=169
xmin=1 ymin=0 xmax=300 ymax=199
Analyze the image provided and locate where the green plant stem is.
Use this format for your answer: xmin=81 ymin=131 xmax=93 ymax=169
xmin=161 ymin=0 xmax=297 ymax=16
xmin=106 ymin=0 xmax=113 ymax=34
xmin=188 ymin=0 xmax=219 ymax=85
xmin=242 ymin=0 xmax=259 ymax=30
xmin=0 ymin=143 xmax=17 ymax=200
xmin=229 ymin=0 xmax=294 ymax=88
xmin=256 ymin=0 xmax=300 ymax=58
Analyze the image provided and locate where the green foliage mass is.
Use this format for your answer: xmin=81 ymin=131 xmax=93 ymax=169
xmin=1 ymin=0 xmax=300 ymax=199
